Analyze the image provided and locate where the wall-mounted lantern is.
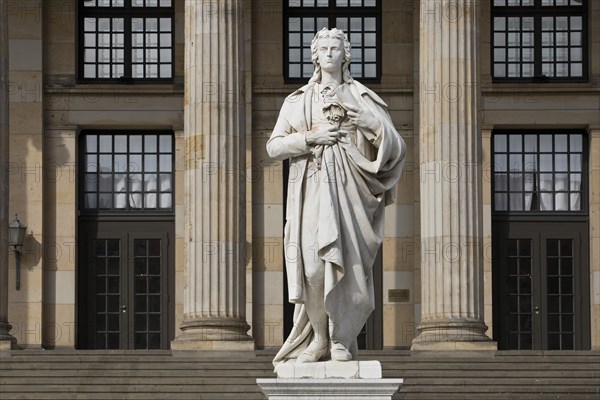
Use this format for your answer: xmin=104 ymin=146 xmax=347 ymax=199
xmin=8 ymin=214 xmax=27 ymax=290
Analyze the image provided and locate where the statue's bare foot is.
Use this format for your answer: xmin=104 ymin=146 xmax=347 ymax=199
xmin=297 ymin=339 xmax=328 ymax=363
xmin=330 ymin=341 xmax=352 ymax=361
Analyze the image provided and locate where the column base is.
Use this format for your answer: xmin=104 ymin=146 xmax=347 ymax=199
xmin=0 ymin=322 xmax=17 ymax=351
xmin=0 ymin=339 xmax=18 ymax=351
xmin=411 ymin=319 xmax=497 ymax=351
xmin=171 ymin=317 xmax=254 ymax=351
xmin=411 ymin=340 xmax=497 ymax=351
xmin=258 ymin=361 xmax=402 ymax=400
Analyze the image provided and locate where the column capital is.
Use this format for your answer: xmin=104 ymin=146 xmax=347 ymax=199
xmin=587 ymin=126 xmax=600 ymax=136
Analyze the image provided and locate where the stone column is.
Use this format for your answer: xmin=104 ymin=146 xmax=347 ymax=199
xmin=172 ymin=0 xmax=253 ymax=350
xmin=412 ymin=0 xmax=495 ymax=350
xmin=0 ymin=0 xmax=17 ymax=350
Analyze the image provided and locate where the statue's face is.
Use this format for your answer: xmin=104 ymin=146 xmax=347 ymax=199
xmin=316 ymin=37 xmax=345 ymax=74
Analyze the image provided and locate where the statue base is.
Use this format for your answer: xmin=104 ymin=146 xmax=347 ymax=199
xmin=257 ymin=361 xmax=402 ymax=400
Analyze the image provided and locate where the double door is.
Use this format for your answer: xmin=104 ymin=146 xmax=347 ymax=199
xmin=493 ymin=221 xmax=590 ymax=350
xmin=78 ymin=221 xmax=173 ymax=349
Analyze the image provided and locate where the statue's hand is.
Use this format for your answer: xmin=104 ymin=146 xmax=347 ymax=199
xmin=343 ymin=102 xmax=381 ymax=140
xmin=306 ymin=125 xmax=344 ymax=146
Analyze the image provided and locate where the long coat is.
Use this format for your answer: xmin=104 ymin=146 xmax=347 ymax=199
xmin=266 ymin=80 xmax=406 ymax=365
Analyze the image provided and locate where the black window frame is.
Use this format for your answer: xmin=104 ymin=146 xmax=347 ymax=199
xmin=283 ymin=0 xmax=382 ymax=85
xmin=491 ymin=129 xmax=589 ymax=217
xmin=78 ymin=0 xmax=175 ymax=84
xmin=78 ymin=129 xmax=176 ymax=216
xmin=491 ymin=0 xmax=588 ymax=83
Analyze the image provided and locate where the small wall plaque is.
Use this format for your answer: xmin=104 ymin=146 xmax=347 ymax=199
xmin=388 ymin=289 xmax=410 ymax=303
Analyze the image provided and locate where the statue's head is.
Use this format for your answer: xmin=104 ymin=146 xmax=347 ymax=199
xmin=309 ymin=28 xmax=353 ymax=84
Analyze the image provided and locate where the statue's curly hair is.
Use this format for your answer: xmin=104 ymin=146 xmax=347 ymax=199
xmin=309 ymin=28 xmax=353 ymax=84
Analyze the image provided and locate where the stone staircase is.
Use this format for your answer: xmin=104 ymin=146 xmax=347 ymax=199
xmin=0 ymin=350 xmax=276 ymax=400
xmin=0 ymin=349 xmax=598 ymax=399
xmin=368 ymin=350 xmax=600 ymax=400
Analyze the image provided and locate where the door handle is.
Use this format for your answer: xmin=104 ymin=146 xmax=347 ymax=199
xmin=534 ymin=306 xmax=540 ymax=315
xmin=121 ymin=305 xmax=127 ymax=313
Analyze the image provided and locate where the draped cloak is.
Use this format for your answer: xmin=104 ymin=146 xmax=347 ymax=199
xmin=266 ymin=80 xmax=406 ymax=366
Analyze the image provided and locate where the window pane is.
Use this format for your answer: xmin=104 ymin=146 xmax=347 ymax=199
xmin=160 ymin=193 xmax=172 ymax=209
xmin=85 ymin=174 xmax=97 ymax=191
xmin=509 ymin=154 xmax=522 ymax=172
xmin=495 ymin=49 xmax=506 ymax=62
xmin=540 ymin=135 xmax=553 ymax=152
xmin=493 ymin=131 xmax=585 ymax=214
xmin=510 ymin=193 xmax=523 ymax=210
xmin=509 ymin=135 xmax=522 ymax=152
xmin=495 ymin=193 xmax=508 ymax=211
xmin=494 ymin=64 xmax=506 ymax=78
xmin=159 ymin=155 xmax=172 ymax=172
xmin=86 ymin=155 xmax=98 ymax=173
xmin=494 ymin=4 xmax=586 ymax=81
xmin=570 ymin=134 xmax=582 ymax=152
xmin=100 ymin=155 xmax=112 ymax=172
xmin=285 ymin=5 xmax=379 ymax=80
xmin=81 ymin=7 xmax=173 ymax=81
xmin=555 ymin=155 xmax=568 ymax=171
xmin=81 ymin=133 xmax=174 ymax=211
xmin=540 ymin=154 xmax=553 ymax=171
xmin=495 ymin=173 xmax=508 ymax=191
xmin=159 ymin=174 xmax=172 ymax=191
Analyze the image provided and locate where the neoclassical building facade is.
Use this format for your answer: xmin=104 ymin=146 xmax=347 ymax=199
xmin=0 ymin=0 xmax=599 ymax=353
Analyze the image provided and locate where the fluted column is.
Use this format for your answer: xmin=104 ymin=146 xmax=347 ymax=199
xmin=0 ymin=0 xmax=17 ymax=350
xmin=412 ymin=0 xmax=495 ymax=350
xmin=172 ymin=0 xmax=253 ymax=350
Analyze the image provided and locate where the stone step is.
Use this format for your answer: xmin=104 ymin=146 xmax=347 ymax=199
xmin=398 ymin=393 xmax=600 ymax=400
xmin=0 ymin=369 xmax=276 ymax=378
xmin=2 ymin=368 xmax=597 ymax=378
xmin=4 ymin=362 xmax=596 ymax=371
xmin=398 ymin=384 xmax=599 ymax=394
xmin=2 ymin=376 xmax=598 ymax=387
xmin=4 ymin=351 xmax=597 ymax=365
xmin=4 ymin=356 xmax=598 ymax=366
xmin=383 ymin=363 xmax=599 ymax=371
xmin=0 ymin=377 xmax=273 ymax=385
xmin=396 ymin=377 xmax=600 ymax=386
xmin=1 ymin=384 xmax=264 ymax=393
xmin=0 ymin=393 xmax=267 ymax=400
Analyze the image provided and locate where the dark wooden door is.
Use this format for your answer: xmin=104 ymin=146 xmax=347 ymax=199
xmin=493 ymin=221 xmax=590 ymax=350
xmin=78 ymin=221 xmax=173 ymax=349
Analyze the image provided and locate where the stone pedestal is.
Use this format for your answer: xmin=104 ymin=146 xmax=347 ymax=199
xmin=412 ymin=0 xmax=495 ymax=350
xmin=172 ymin=0 xmax=252 ymax=350
xmin=257 ymin=361 xmax=402 ymax=400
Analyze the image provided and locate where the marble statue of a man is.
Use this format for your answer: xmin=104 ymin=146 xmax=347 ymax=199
xmin=267 ymin=28 xmax=406 ymax=365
